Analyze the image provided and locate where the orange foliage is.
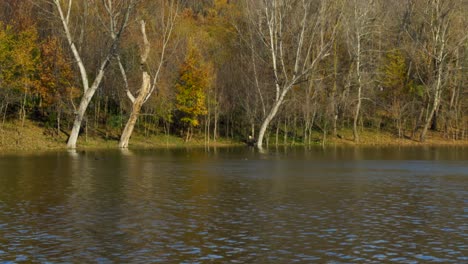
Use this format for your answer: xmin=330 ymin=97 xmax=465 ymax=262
xmin=36 ymin=37 xmax=78 ymax=108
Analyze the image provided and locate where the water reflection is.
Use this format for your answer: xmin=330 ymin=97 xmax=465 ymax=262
xmin=0 ymin=147 xmax=467 ymax=263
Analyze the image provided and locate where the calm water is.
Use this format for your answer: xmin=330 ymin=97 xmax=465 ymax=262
xmin=0 ymin=147 xmax=467 ymax=263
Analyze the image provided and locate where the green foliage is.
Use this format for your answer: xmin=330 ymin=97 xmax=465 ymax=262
xmin=152 ymin=98 xmax=174 ymax=124
xmin=175 ymin=41 xmax=211 ymax=128
xmin=106 ymin=114 xmax=123 ymax=129
xmin=381 ymin=50 xmax=425 ymax=98
xmin=381 ymin=50 xmax=408 ymax=96
xmin=408 ymin=82 xmax=425 ymax=97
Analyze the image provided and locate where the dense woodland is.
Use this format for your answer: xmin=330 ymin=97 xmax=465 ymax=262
xmin=0 ymin=0 xmax=466 ymax=149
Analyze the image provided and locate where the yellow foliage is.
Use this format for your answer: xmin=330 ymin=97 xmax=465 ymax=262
xmin=175 ymin=40 xmax=212 ymax=128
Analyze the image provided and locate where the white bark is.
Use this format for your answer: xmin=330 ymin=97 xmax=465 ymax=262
xmin=420 ymin=0 xmax=450 ymax=142
xmin=119 ymin=72 xmax=151 ymax=148
xmin=118 ymin=20 xmax=152 ymax=148
xmin=52 ymin=0 xmax=133 ymax=148
xmin=256 ymin=85 xmax=291 ymax=149
xmin=117 ymin=2 xmax=177 ymax=148
xmin=53 ymin=0 xmax=89 ymax=92
xmin=252 ymin=0 xmax=338 ymax=150
xmin=353 ymin=20 xmax=362 ymax=143
xmin=347 ymin=0 xmax=375 ymax=143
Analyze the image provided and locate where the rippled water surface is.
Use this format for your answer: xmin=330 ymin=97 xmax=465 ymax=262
xmin=0 ymin=146 xmax=467 ymax=263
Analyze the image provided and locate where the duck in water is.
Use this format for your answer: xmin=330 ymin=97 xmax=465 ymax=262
xmin=245 ymin=135 xmax=257 ymax=147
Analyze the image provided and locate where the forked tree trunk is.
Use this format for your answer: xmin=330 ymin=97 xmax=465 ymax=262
xmin=250 ymin=0 xmax=336 ymax=150
xmin=54 ymin=0 xmax=132 ymax=149
xmin=117 ymin=5 xmax=176 ymax=148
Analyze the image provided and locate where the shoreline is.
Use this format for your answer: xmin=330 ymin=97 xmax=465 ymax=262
xmin=0 ymin=121 xmax=467 ymax=153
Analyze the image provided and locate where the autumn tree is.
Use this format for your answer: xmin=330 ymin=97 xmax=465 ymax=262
xmin=379 ymin=50 xmax=414 ymax=137
xmin=36 ymin=36 xmax=78 ymax=135
xmin=0 ymin=0 xmax=78 ymax=134
xmin=175 ymin=42 xmax=212 ymax=141
xmin=0 ymin=23 xmax=40 ymax=125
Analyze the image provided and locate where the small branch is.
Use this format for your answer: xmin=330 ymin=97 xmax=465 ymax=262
xmin=140 ymin=20 xmax=150 ymax=65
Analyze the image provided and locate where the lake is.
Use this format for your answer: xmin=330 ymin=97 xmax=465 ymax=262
xmin=0 ymin=146 xmax=467 ymax=263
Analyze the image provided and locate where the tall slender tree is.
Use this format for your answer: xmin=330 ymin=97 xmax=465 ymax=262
xmin=345 ymin=0 xmax=377 ymax=142
xmin=175 ymin=41 xmax=211 ymax=142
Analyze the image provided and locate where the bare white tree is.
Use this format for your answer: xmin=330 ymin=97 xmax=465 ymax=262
xmin=245 ymin=0 xmax=340 ymax=150
xmin=345 ymin=0 xmax=377 ymax=143
xmin=116 ymin=0 xmax=177 ymax=148
xmin=51 ymin=0 xmax=135 ymax=149
xmin=418 ymin=0 xmax=467 ymax=142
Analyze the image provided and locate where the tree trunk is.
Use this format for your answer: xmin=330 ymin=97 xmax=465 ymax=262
xmin=2 ymin=102 xmax=8 ymax=126
xmin=332 ymin=41 xmax=338 ymax=137
xmin=256 ymin=94 xmax=286 ymax=149
xmin=20 ymin=92 xmax=27 ymax=127
xmin=85 ymin=117 xmax=88 ymax=142
xmin=275 ymin=124 xmax=280 ymax=146
xmin=353 ymin=32 xmax=362 ymax=143
xmin=250 ymin=122 xmax=255 ymax=138
xmin=67 ymin=86 xmax=98 ymax=148
xmin=353 ymin=93 xmax=362 ymax=142
xmin=283 ymin=118 xmax=288 ymax=145
xmin=213 ymin=106 xmax=218 ymax=141
xmin=421 ymin=57 xmax=445 ymax=141
xmin=57 ymin=109 xmax=61 ymax=136
xmin=117 ymin=14 xmax=176 ymax=147
xmin=420 ymin=89 xmax=441 ymax=142
xmin=420 ymin=0 xmax=451 ymax=142
xmin=119 ymin=72 xmax=151 ymax=148
xmin=309 ymin=106 xmax=317 ymax=146
xmin=249 ymin=1 xmax=335 ymax=150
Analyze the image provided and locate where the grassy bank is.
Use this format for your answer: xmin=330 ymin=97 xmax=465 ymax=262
xmin=318 ymin=129 xmax=468 ymax=147
xmin=262 ymin=127 xmax=468 ymax=147
xmin=0 ymin=120 xmax=241 ymax=152
xmin=0 ymin=120 xmax=467 ymax=152
xmin=0 ymin=121 xmax=64 ymax=151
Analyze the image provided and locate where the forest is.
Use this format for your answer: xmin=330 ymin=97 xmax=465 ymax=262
xmin=0 ymin=0 xmax=466 ymax=149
